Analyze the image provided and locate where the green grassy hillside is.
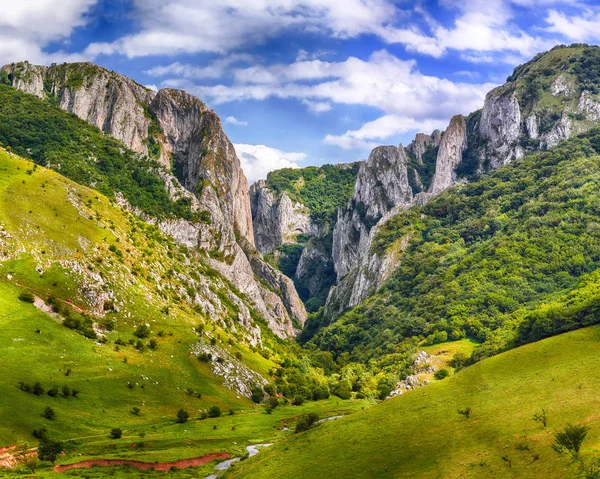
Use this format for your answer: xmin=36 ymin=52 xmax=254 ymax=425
xmin=231 ymin=324 xmax=600 ymax=478
xmin=307 ymin=128 xmax=600 ymax=369
xmin=0 ymin=148 xmax=372 ymax=476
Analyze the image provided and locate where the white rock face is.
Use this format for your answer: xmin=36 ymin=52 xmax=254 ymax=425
xmin=2 ymin=60 xmax=305 ymax=338
xmin=428 ymin=115 xmax=468 ymax=195
xmin=407 ymin=131 xmax=441 ymax=165
xmin=332 ymin=146 xmax=412 ymax=281
xmin=249 ymin=180 xmax=318 ymax=255
xmin=551 ymin=73 xmax=577 ymax=98
xmin=479 ymin=86 xmax=523 ymax=168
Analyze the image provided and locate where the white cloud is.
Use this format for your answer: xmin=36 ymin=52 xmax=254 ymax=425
xmin=544 ymin=8 xmax=600 ymax=41
xmin=145 ymin=54 xmax=255 ymax=80
xmin=302 ymin=99 xmax=332 ymax=114
xmin=324 ymin=115 xmax=449 ymax=150
xmin=145 ymin=84 xmax=158 ymax=92
xmin=234 ymin=143 xmax=305 ymax=184
xmin=85 ymin=0 xmax=402 ymax=58
xmin=0 ymin=0 xmax=97 ymax=65
xmin=181 ymin=50 xmax=494 ymax=148
xmin=225 ymin=116 xmax=248 ymax=126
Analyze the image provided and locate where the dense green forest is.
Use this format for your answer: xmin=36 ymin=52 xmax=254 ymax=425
xmin=265 ymin=163 xmax=360 ymax=226
xmin=0 ymin=84 xmax=195 ymax=221
xmin=306 ymin=128 xmax=600 ymax=365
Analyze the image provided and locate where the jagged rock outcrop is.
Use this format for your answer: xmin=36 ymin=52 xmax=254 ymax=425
xmin=407 ymin=131 xmax=442 ymax=165
xmin=249 ymin=180 xmax=317 ymax=255
xmin=428 ymin=115 xmax=468 ymax=195
xmin=332 ymin=146 xmax=412 ymax=280
xmin=1 ymin=60 xmax=304 ymax=338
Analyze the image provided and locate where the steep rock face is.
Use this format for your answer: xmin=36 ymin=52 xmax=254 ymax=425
xmin=1 ymin=60 xmax=305 ymax=338
xmin=407 ymin=131 xmax=442 ymax=165
xmin=429 ymin=115 xmax=468 ymax=195
xmin=249 ymin=180 xmax=317 ymax=255
xmin=479 ymin=86 xmax=523 ymax=169
xmin=332 ymin=146 xmax=412 ymax=280
xmin=1 ymin=62 xmax=159 ymax=163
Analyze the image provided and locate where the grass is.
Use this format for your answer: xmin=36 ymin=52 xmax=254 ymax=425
xmin=230 ymin=325 xmax=600 ymax=478
xmin=0 ymin=148 xmax=373 ymax=477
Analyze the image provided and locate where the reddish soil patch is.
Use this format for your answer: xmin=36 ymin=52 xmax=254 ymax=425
xmin=53 ymin=452 xmax=232 ymax=473
xmin=0 ymin=445 xmax=15 ymax=455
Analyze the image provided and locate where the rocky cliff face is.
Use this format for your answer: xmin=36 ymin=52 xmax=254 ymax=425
xmin=249 ymin=180 xmax=318 ymax=255
xmin=322 ymin=45 xmax=600 ymax=320
xmin=1 ymin=60 xmax=304 ymax=338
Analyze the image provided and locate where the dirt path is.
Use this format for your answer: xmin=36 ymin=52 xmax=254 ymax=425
xmin=53 ymin=452 xmax=232 ymax=473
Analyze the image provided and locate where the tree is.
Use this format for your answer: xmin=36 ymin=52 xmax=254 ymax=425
xmin=43 ymin=407 xmax=55 ymax=420
xmin=533 ymin=408 xmax=547 ymax=428
xmin=32 ymin=382 xmax=44 ymax=396
xmin=553 ymin=423 xmax=589 ymax=456
xmin=176 ymin=409 xmax=189 ymax=423
xmin=110 ymin=428 xmax=122 ymax=439
xmin=37 ymin=438 xmax=63 ymax=465
xmin=208 ymin=406 xmax=221 ymax=418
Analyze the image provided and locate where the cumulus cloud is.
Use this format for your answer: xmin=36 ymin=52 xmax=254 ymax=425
xmin=324 ymin=115 xmax=449 ymax=150
xmin=0 ymin=0 xmax=96 ymax=65
xmin=234 ymin=144 xmax=305 ymax=184
xmin=544 ymin=8 xmax=600 ymax=41
xmin=180 ymin=50 xmax=493 ymax=149
xmin=225 ymin=116 xmax=248 ymax=126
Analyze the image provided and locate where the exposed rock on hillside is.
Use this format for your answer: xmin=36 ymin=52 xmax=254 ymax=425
xmin=428 ymin=115 xmax=468 ymax=195
xmin=249 ymin=180 xmax=317 ymax=255
xmin=1 ymin=61 xmax=303 ymax=338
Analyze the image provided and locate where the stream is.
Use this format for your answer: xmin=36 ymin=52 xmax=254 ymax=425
xmin=204 ymin=444 xmax=272 ymax=479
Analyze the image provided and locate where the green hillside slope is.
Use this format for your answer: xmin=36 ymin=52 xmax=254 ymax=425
xmin=231 ymin=324 xmax=600 ymax=478
xmin=307 ymin=128 xmax=600 ymax=368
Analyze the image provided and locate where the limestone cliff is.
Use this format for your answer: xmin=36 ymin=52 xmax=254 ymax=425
xmin=1 ymin=60 xmax=304 ymax=338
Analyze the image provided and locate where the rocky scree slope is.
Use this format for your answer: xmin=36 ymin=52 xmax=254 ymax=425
xmin=0 ymin=61 xmax=305 ymax=337
xmin=323 ymin=44 xmax=600 ymax=320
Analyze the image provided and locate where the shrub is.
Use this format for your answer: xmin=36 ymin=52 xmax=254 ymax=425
xmin=434 ymin=369 xmax=450 ymax=380
xmin=61 ymin=386 xmax=70 ymax=398
xmin=18 ymin=291 xmax=35 ymax=303
xmin=131 ymin=407 xmax=140 ymax=415
xmin=43 ymin=407 xmax=55 ymax=420
xmin=292 ymin=396 xmax=305 ymax=406
xmin=71 ymin=389 xmax=80 ymax=397
xmin=295 ymin=413 xmax=320 ymax=433
xmin=47 ymin=386 xmax=59 ymax=397
xmin=197 ymin=352 xmax=212 ymax=362
xmin=176 ymin=409 xmax=189 ymax=423
xmin=457 ymin=407 xmax=471 ymax=419
xmin=110 ymin=428 xmax=122 ymax=439
xmin=134 ymin=324 xmax=150 ymax=339
xmin=251 ymin=386 xmax=264 ymax=404
xmin=148 ymin=339 xmax=158 ymax=350
xmin=37 ymin=438 xmax=63 ymax=465
xmin=32 ymin=382 xmax=44 ymax=396
xmin=553 ymin=423 xmax=589 ymax=456
xmin=229 ymin=409 xmax=235 ymax=416
xmin=532 ymin=408 xmax=547 ymax=428
xmin=208 ymin=406 xmax=221 ymax=418
xmin=332 ymin=379 xmax=352 ymax=400
xmin=32 ymin=427 xmax=48 ymax=440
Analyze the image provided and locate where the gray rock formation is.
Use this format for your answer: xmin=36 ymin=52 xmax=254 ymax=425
xmin=332 ymin=146 xmax=412 ymax=281
xmin=428 ymin=115 xmax=468 ymax=195
xmin=1 ymin=60 xmax=304 ymax=338
xmin=249 ymin=180 xmax=317 ymax=255
xmin=407 ymin=131 xmax=442 ymax=165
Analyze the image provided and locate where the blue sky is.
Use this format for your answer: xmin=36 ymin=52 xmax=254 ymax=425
xmin=1 ymin=0 xmax=598 ymax=183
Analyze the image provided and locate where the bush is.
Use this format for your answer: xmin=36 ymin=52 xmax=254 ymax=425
xmin=47 ymin=386 xmax=59 ymax=397
xmin=133 ymin=324 xmax=150 ymax=339
xmin=131 ymin=407 xmax=140 ymax=415
xmin=61 ymin=386 xmax=70 ymax=398
xmin=37 ymin=438 xmax=63 ymax=465
xmin=208 ymin=406 xmax=221 ymax=418
xmin=251 ymin=386 xmax=264 ymax=404
xmin=553 ymin=423 xmax=589 ymax=456
xmin=176 ymin=409 xmax=189 ymax=423
xmin=32 ymin=382 xmax=44 ymax=396
xmin=32 ymin=427 xmax=48 ymax=440
xmin=295 ymin=413 xmax=320 ymax=433
xmin=18 ymin=291 xmax=35 ymax=303
xmin=434 ymin=369 xmax=450 ymax=380
xmin=43 ymin=407 xmax=55 ymax=420
xmin=332 ymin=379 xmax=352 ymax=400
xmin=457 ymin=407 xmax=471 ymax=419
xmin=110 ymin=428 xmax=122 ymax=439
